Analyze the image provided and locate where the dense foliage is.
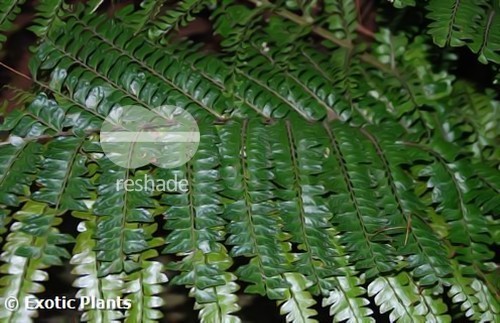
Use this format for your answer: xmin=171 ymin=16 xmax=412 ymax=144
xmin=0 ymin=0 xmax=499 ymax=322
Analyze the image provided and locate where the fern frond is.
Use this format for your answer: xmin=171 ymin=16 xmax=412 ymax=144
xmin=0 ymin=0 xmax=25 ymax=50
xmin=246 ymin=34 xmax=339 ymax=120
xmin=71 ymin=211 xmax=125 ymax=323
xmin=212 ymin=1 xmax=265 ymax=66
xmin=472 ymin=163 xmax=500 ymax=214
xmin=121 ymin=1 xmax=166 ymax=35
xmin=0 ymin=93 xmax=65 ymax=136
xmin=123 ymin=249 xmax=168 ymax=323
xmin=177 ymin=50 xmax=271 ymax=119
xmin=427 ymin=0 xmax=500 ymax=64
xmin=189 ymin=255 xmax=241 ymax=323
xmin=369 ymin=271 xmax=451 ymax=322
xmin=325 ymin=122 xmax=398 ymax=277
xmin=361 ymin=125 xmax=452 ymax=286
xmin=323 ymin=275 xmax=374 ymax=323
xmin=29 ymin=0 xmax=66 ymax=40
xmin=279 ymin=272 xmax=318 ymax=323
xmin=368 ymin=29 xmax=454 ymax=139
xmin=93 ymin=160 xmax=161 ymax=276
xmin=230 ymin=46 xmax=330 ymax=121
xmin=159 ymin=124 xmax=240 ymax=322
xmin=147 ymin=0 xmax=213 ymax=41
xmin=321 ymin=233 xmax=373 ymax=322
xmin=446 ymin=261 xmax=500 ymax=321
xmin=218 ymin=119 xmax=290 ymax=299
xmin=368 ymin=272 xmax=424 ymax=322
xmin=270 ymin=118 xmax=340 ymax=295
xmin=121 ymin=0 xmax=214 ymax=42
xmin=0 ymin=2 xmax=498 ymax=321
xmin=440 ymin=81 xmax=499 ymax=162
xmin=322 ymin=0 xmax=358 ymax=42
xmin=416 ymin=142 xmax=494 ymax=268
xmin=31 ymin=136 xmax=91 ymax=212
xmin=473 ymin=2 xmax=500 ymax=64
xmin=0 ymin=142 xmax=42 ymax=207
xmin=412 ymin=141 xmax=498 ymax=301
xmin=31 ymin=11 xmax=258 ymax=120
xmin=470 ymin=278 xmax=500 ymax=321
xmin=427 ymin=0 xmax=487 ymax=48
xmin=0 ymin=202 xmax=73 ymax=322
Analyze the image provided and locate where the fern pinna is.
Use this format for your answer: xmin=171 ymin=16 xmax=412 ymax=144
xmin=0 ymin=0 xmax=498 ymax=322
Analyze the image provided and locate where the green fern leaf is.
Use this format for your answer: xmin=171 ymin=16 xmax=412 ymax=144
xmin=159 ymin=124 xmax=241 ymax=322
xmin=0 ymin=202 xmax=73 ymax=322
xmin=0 ymin=0 xmax=25 ymax=50
xmin=427 ymin=0 xmax=500 ymax=64
xmin=0 ymin=142 xmax=42 ymax=206
xmin=0 ymin=2 xmax=499 ymax=322
xmin=279 ymin=272 xmax=318 ymax=323
xmin=71 ymin=211 xmax=126 ymax=322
